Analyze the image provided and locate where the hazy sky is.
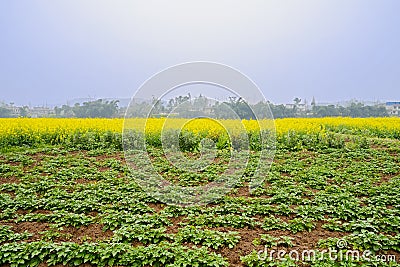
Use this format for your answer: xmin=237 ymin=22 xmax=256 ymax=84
xmin=0 ymin=1 xmax=399 ymax=106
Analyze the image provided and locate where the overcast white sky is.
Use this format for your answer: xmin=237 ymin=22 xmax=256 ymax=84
xmin=0 ymin=1 xmax=399 ymax=106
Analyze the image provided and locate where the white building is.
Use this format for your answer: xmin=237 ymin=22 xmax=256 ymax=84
xmin=29 ymin=107 xmax=55 ymax=118
xmin=7 ymin=106 xmax=21 ymax=116
xmin=385 ymin=102 xmax=400 ymax=116
xmin=285 ymin=103 xmax=307 ymax=112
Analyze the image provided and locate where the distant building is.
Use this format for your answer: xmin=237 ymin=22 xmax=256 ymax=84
xmin=285 ymin=103 xmax=307 ymax=113
xmin=29 ymin=107 xmax=55 ymax=118
xmin=6 ymin=106 xmax=21 ymax=117
xmin=385 ymin=102 xmax=400 ymax=116
xmin=0 ymin=104 xmax=21 ymax=117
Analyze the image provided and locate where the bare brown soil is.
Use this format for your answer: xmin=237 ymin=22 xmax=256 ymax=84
xmin=0 ymin=176 xmax=20 ymax=185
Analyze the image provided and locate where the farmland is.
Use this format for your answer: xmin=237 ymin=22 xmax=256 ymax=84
xmin=0 ymin=117 xmax=400 ymax=266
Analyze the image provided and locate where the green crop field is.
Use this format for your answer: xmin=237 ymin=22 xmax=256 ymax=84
xmin=0 ymin=119 xmax=400 ymax=267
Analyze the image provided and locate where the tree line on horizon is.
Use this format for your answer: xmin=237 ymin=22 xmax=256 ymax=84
xmin=0 ymin=96 xmax=390 ymax=118
xmin=128 ymin=95 xmax=389 ymax=119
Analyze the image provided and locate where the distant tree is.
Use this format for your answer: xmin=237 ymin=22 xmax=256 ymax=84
xmin=19 ymin=106 xmax=29 ymax=117
xmin=54 ymin=106 xmax=61 ymax=117
xmin=311 ymin=97 xmax=316 ymax=107
xmin=311 ymin=97 xmax=316 ymax=115
xmin=73 ymin=99 xmax=119 ymax=118
xmin=314 ymin=105 xmax=340 ymax=117
xmin=52 ymin=95 xmax=389 ymax=119
xmin=213 ymin=102 xmax=232 ymax=119
xmin=268 ymin=103 xmax=294 ymax=118
xmin=225 ymin=97 xmax=255 ymax=119
xmin=348 ymin=102 xmax=364 ymax=117
xmin=149 ymin=97 xmax=165 ymax=117
xmin=0 ymin=107 xmax=12 ymax=118
xmin=54 ymin=104 xmax=74 ymax=117
xmin=252 ymin=101 xmax=273 ymax=119
xmin=125 ymin=101 xmax=152 ymax=117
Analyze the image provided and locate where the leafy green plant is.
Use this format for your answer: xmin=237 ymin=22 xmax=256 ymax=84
xmin=252 ymin=235 xmax=294 ymax=248
xmin=175 ymin=226 xmax=240 ymax=249
xmin=241 ymin=250 xmax=297 ymax=267
xmin=287 ymin=218 xmax=316 ymax=233
xmin=262 ymin=216 xmax=288 ymax=231
xmin=0 ymin=225 xmax=32 ymax=243
xmin=112 ymin=225 xmax=169 ymax=244
xmin=0 ymin=241 xmax=229 ymax=267
xmin=252 ymin=234 xmax=279 ymax=247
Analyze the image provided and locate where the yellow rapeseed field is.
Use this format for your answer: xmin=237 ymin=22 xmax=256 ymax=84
xmin=0 ymin=117 xmax=399 ymax=139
